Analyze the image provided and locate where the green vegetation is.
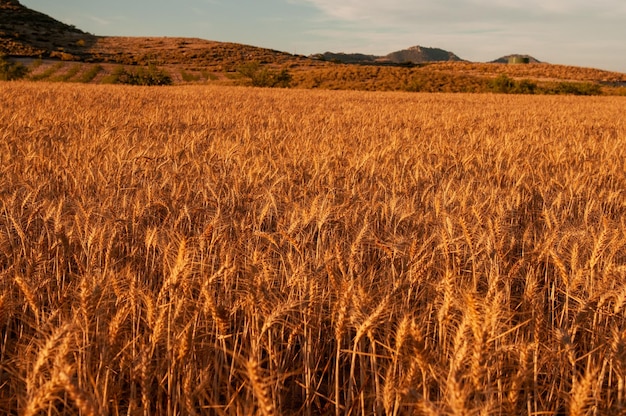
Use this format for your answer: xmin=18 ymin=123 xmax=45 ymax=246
xmin=77 ymin=65 xmax=103 ymax=83
xmin=514 ymin=79 xmax=538 ymax=94
xmin=489 ymin=74 xmax=538 ymax=94
xmin=181 ymin=70 xmax=201 ymax=82
xmin=202 ymin=71 xmax=219 ymax=81
xmin=238 ymin=61 xmax=292 ymax=87
xmin=102 ymin=64 xmax=172 ymax=86
xmin=30 ymin=61 xmax=65 ymax=81
xmin=546 ymin=81 xmax=603 ymax=96
xmin=52 ymin=63 xmax=82 ymax=82
xmin=101 ymin=65 xmax=125 ymax=84
xmin=116 ymin=64 xmax=172 ymax=86
xmin=489 ymin=74 xmax=516 ymax=93
xmin=488 ymin=74 xmax=602 ymax=95
xmin=0 ymin=55 xmax=29 ymax=81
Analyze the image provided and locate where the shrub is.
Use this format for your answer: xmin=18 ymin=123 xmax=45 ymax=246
xmin=238 ymin=61 xmax=292 ymax=88
xmin=513 ymin=79 xmax=537 ymax=94
xmin=273 ymin=69 xmax=293 ymax=88
xmin=488 ymin=75 xmax=538 ymax=95
xmin=490 ymin=74 xmax=516 ymax=93
xmin=551 ymin=82 xmax=602 ymax=96
xmin=115 ymin=64 xmax=172 ymax=86
xmin=181 ymin=70 xmax=201 ymax=82
xmin=101 ymin=66 xmax=125 ymax=84
xmin=405 ymin=78 xmax=425 ymax=92
xmin=0 ymin=54 xmax=29 ymax=80
xmin=202 ymin=71 xmax=219 ymax=81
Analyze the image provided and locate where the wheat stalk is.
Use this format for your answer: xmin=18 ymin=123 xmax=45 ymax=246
xmin=2 ymin=83 xmax=626 ymax=415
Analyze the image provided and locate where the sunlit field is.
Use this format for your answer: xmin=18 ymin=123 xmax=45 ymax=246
xmin=1 ymin=82 xmax=626 ymax=415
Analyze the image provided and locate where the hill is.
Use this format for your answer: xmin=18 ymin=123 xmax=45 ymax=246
xmin=0 ymin=0 xmax=95 ymax=59
xmin=84 ymin=37 xmax=315 ymax=69
xmin=0 ymin=0 xmax=315 ymax=68
xmin=312 ymin=45 xmax=464 ymax=65
xmin=384 ymin=45 xmax=464 ymax=63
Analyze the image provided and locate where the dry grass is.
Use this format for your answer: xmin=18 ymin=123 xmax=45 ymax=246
xmin=1 ymin=82 xmax=626 ymax=415
xmin=427 ymin=62 xmax=626 ymax=83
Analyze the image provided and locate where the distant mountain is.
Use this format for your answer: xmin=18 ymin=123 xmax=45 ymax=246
xmin=385 ymin=46 xmax=464 ymax=63
xmin=313 ymin=49 xmax=545 ymax=66
xmin=0 ymin=0 xmax=94 ymax=59
xmin=312 ymin=45 xmax=464 ymax=65
xmin=491 ymin=54 xmax=541 ymax=64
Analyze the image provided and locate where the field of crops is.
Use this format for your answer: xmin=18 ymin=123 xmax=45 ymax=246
xmin=1 ymin=82 xmax=626 ymax=415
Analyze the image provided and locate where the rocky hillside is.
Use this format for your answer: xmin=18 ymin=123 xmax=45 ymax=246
xmin=83 ymin=37 xmax=315 ymax=69
xmin=0 ymin=0 xmax=95 ymax=59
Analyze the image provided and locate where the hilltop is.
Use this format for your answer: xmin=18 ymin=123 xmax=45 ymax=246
xmin=385 ymin=45 xmax=464 ymax=63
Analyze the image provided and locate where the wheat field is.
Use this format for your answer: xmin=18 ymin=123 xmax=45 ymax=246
xmin=1 ymin=82 xmax=626 ymax=415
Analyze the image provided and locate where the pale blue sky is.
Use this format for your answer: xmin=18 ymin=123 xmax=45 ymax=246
xmin=20 ymin=0 xmax=626 ymax=72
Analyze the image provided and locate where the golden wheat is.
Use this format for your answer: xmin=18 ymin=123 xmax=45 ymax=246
xmin=1 ymin=81 xmax=625 ymax=414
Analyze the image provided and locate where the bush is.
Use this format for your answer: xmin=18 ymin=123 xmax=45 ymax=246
xmin=549 ymin=82 xmax=602 ymax=96
xmin=202 ymin=71 xmax=219 ymax=81
xmin=0 ymin=55 xmax=29 ymax=81
xmin=513 ymin=79 xmax=537 ymax=94
xmin=489 ymin=75 xmax=538 ymax=94
xmin=116 ymin=64 xmax=172 ymax=86
xmin=181 ymin=70 xmax=200 ymax=82
xmin=101 ymin=66 xmax=126 ymax=84
xmin=490 ymin=74 xmax=516 ymax=94
xmin=238 ymin=61 xmax=292 ymax=88
xmin=405 ymin=78 xmax=425 ymax=92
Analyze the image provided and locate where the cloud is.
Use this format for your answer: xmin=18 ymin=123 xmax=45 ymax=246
xmin=298 ymin=0 xmax=625 ymax=25
xmin=87 ymin=15 xmax=112 ymax=26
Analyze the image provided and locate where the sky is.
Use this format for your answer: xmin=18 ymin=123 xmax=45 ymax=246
xmin=20 ymin=0 xmax=626 ymax=73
